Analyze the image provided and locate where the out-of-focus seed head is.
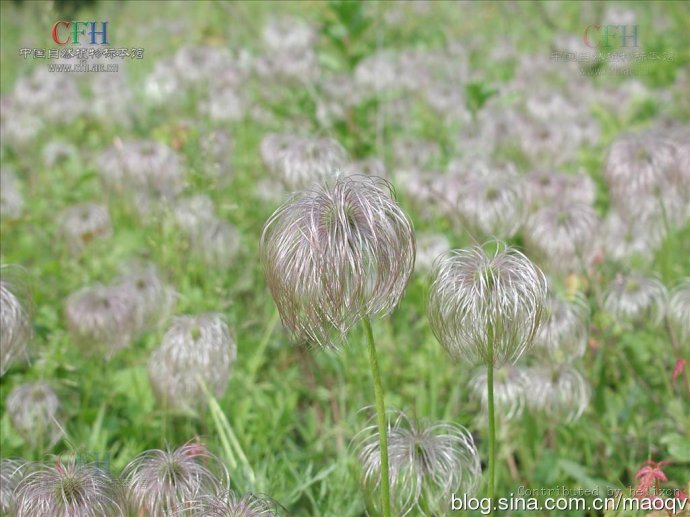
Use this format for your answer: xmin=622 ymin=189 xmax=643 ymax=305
xmin=42 ymin=140 xmax=78 ymax=168
xmin=342 ymin=157 xmax=387 ymax=179
xmin=65 ymin=283 xmax=137 ymax=358
xmin=604 ymin=273 xmax=667 ymax=327
xmin=57 ymin=203 xmax=113 ymax=255
xmin=601 ymin=210 xmax=664 ymax=265
xmin=115 ymin=263 xmax=176 ymax=334
xmin=201 ymin=129 xmax=234 ymax=183
xmin=0 ymin=266 xmax=32 ymax=375
xmin=14 ymin=458 xmax=125 ymax=517
xmin=524 ymin=170 xmax=597 ymax=212
xmin=469 ymin=365 xmax=529 ymax=423
xmin=123 ymin=441 xmax=228 ymax=517
xmin=428 ymin=242 xmax=547 ymax=367
xmin=533 ymin=292 xmax=590 ymax=362
xmin=415 ymin=233 xmax=451 ymax=274
xmin=192 ymin=218 xmax=242 ymax=268
xmin=524 ymin=201 xmax=599 ymax=274
xmin=272 ymin=136 xmax=348 ymax=189
xmin=456 ymin=167 xmax=525 ymax=239
xmin=260 ymin=176 xmax=416 ymax=349
xmin=7 ymin=382 xmax=64 ymax=447
xmin=1 ymin=459 xmax=27 ymax=513
xmin=605 ymin=133 xmax=678 ymax=212
xmin=355 ymin=409 xmax=481 ymax=516
xmin=149 ymin=313 xmax=236 ymax=412
xmin=526 ymin=364 xmax=591 ymax=423
xmin=179 ymin=490 xmax=284 ymax=516
xmin=668 ymin=278 xmax=690 ymax=345
xmin=0 ymin=167 xmax=24 ymax=220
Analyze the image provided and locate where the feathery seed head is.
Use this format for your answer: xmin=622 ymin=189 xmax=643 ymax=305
xmin=7 ymin=382 xmax=63 ymax=447
xmin=0 ymin=167 xmax=24 ymax=220
xmin=603 ymin=273 xmax=667 ymax=327
xmin=533 ymin=292 xmax=590 ymax=362
xmin=123 ymin=441 xmax=228 ymax=517
xmin=178 ymin=490 xmax=284 ymax=516
xmin=469 ymin=365 xmax=529 ymax=422
xmin=415 ymin=233 xmax=451 ymax=274
xmin=275 ymin=136 xmax=348 ymax=189
xmin=14 ymin=458 xmax=125 ymax=517
xmin=0 ymin=266 xmax=32 ymax=375
xmin=65 ymin=283 xmax=137 ymax=358
xmin=1 ymin=459 xmax=27 ymax=513
xmin=356 ymin=409 xmax=481 ymax=516
xmin=260 ymin=176 xmax=415 ymax=349
xmin=428 ymin=242 xmax=547 ymax=366
xmin=116 ymin=263 xmax=176 ymax=333
xmin=524 ymin=201 xmax=598 ymax=274
xmin=526 ymin=364 xmax=591 ymax=423
xmin=57 ymin=203 xmax=112 ymax=255
xmin=148 ymin=313 xmax=236 ymax=411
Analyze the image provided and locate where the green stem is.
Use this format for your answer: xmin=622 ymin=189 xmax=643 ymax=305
xmin=487 ymin=361 xmax=496 ymax=516
xmin=363 ymin=315 xmax=391 ymax=517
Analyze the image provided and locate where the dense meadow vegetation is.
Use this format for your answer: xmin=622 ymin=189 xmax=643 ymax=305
xmin=1 ymin=1 xmax=689 ymax=515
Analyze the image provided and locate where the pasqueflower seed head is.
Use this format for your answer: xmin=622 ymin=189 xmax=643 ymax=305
xmin=1 ymin=459 xmax=27 ymax=513
xmin=149 ymin=313 xmax=236 ymax=411
xmin=603 ymin=273 xmax=667 ymax=327
xmin=469 ymin=365 xmax=529 ymax=422
xmin=260 ymin=176 xmax=415 ymax=349
xmin=428 ymin=242 xmax=547 ymax=366
xmin=526 ymin=364 xmax=591 ymax=423
xmin=355 ymin=409 xmax=481 ymax=516
xmin=667 ymin=278 xmax=690 ymax=345
xmin=0 ymin=266 xmax=32 ymax=375
xmin=177 ymin=490 xmax=284 ymax=516
xmin=533 ymin=292 xmax=590 ymax=362
xmin=57 ymin=203 xmax=112 ymax=255
xmin=7 ymin=382 xmax=64 ymax=447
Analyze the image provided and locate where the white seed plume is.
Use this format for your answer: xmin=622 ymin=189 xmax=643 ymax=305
xmin=57 ymin=203 xmax=112 ymax=255
xmin=469 ymin=365 xmax=530 ymax=422
xmin=1 ymin=459 xmax=27 ymax=513
xmin=115 ymin=263 xmax=176 ymax=333
xmin=456 ymin=167 xmax=525 ymax=239
xmin=0 ymin=266 xmax=32 ymax=375
xmin=533 ymin=292 xmax=590 ymax=362
xmin=14 ymin=459 xmax=125 ymax=517
xmin=149 ymin=313 xmax=236 ymax=412
xmin=7 ymin=382 xmax=64 ymax=447
xmin=356 ymin=409 xmax=481 ymax=516
xmin=604 ymin=273 xmax=668 ymax=327
xmin=65 ymin=283 xmax=137 ymax=358
xmin=667 ymin=278 xmax=690 ymax=344
xmin=0 ymin=167 xmax=24 ymax=220
xmin=524 ymin=201 xmax=599 ymax=274
xmin=178 ymin=490 xmax=284 ymax=516
xmin=526 ymin=364 xmax=591 ymax=423
xmin=273 ymin=136 xmax=348 ymax=189
xmin=260 ymin=176 xmax=416 ymax=349
xmin=123 ymin=442 xmax=228 ymax=517
xmin=415 ymin=233 xmax=451 ymax=274
xmin=428 ymin=242 xmax=547 ymax=366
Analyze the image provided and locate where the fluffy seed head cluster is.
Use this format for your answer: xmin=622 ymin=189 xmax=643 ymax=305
xmin=356 ymin=409 xmax=481 ymax=516
xmin=524 ymin=201 xmax=599 ymax=274
xmin=260 ymin=176 xmax=415 ymax=348
xmin=13 ymin=459 xmax=125 ymax=517
xmin=178 ymin=491 xmax=284 ymax=516
xmin=534 ymin=292 xmax=590 ymax=362
xmin=428 ymin=242 xmax=547 ymax=366
xmin=1 ymin=459 xmax=27 ymax=513
xmin=667 ymin=278 xmax=690 ymax=345
xmin=116 ymin=263 xmax=176 ymax=333
xmin=524 ymin=171 xmax=596 ymax=211
xmin=0 ymin=267 xmax=32 ymax=375
xmin=262 ymin=134 xmax=348 ymax=189
xmin=123 ymin=442 xmax=228 ymax=516
xmin=57 ymin=203 xmax=113 ymax=255
xmin=526 ymin=364 xmax=591 ymax=423
xmin=415 ymin=233 xmax=451 ymax=274
xmin=0 ymin=167 xmax=24 ymax=220
xmin=469 ymin=365 xmax=529 ymax=422
xmin=601 ymin=210 xmax=664 ymax=265
xmin=604 ymin=273 xmax=667 ymax=327
xmin=149 ymin=313 xmax=236 ymax=411
xmin=7 ymin=382 xmax=64 ymax=447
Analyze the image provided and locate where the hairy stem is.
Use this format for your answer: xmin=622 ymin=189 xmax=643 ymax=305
xmin=363 ymin=315 xmax=391 ymax=517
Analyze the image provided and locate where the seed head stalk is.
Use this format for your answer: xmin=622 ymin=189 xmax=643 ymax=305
xmin=363 ymin=315 xmax=391 ymax=517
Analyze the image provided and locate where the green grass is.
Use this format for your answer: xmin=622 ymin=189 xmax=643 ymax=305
xmin=1 ymin=1 xmax=689 ymax=516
